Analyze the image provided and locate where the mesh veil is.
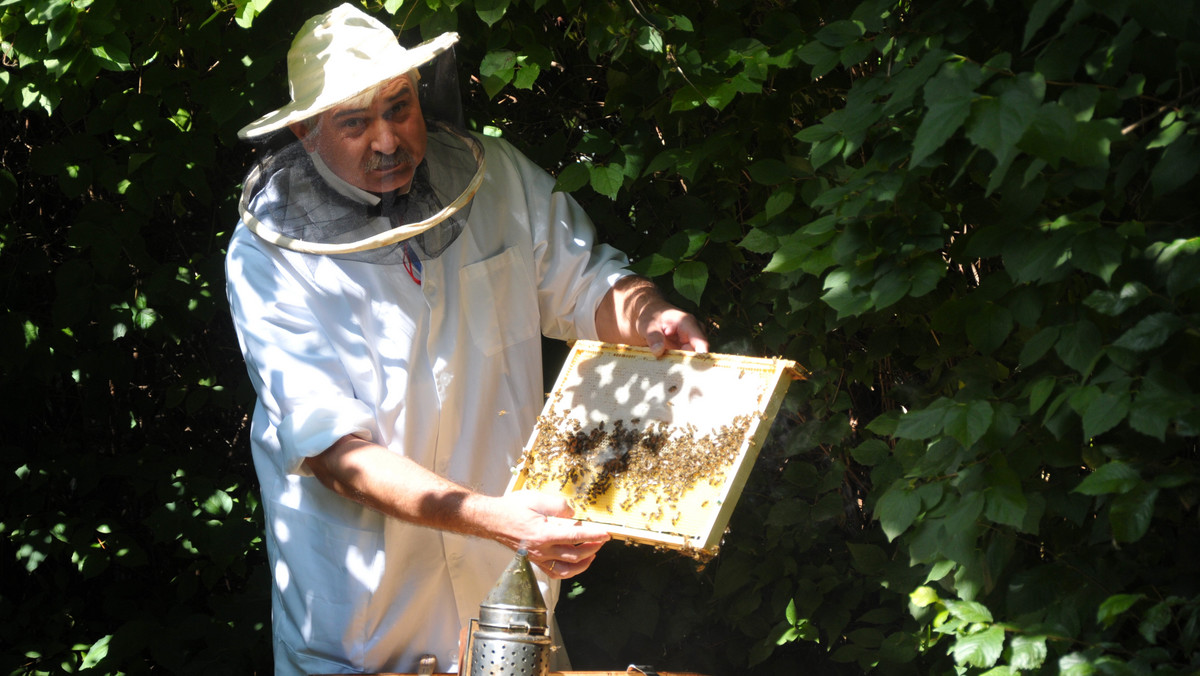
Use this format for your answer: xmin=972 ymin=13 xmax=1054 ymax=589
xmin=237 ymin=50 xmax=482 ymax=266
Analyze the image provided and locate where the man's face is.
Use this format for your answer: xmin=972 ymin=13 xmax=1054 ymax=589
xmin=293 ymin=75 xmax=427 ymax=194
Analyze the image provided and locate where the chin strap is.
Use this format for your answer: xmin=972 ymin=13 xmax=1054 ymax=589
xmin=239 ymin=123 xmax=485 ymax=255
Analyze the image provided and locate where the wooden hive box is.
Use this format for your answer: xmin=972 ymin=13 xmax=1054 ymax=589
xmin=505 ymin=340 xmax=803 ymax=557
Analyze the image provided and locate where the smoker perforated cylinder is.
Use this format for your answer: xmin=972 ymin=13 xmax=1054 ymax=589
xmin=467 ymin=551 xmax=551 ymax=676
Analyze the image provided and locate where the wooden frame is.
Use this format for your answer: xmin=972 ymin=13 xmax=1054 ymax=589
xmin=505 ymin=341 xmax=803 ymax=557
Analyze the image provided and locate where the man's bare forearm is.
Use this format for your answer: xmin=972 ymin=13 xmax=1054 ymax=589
xmin=302 ymin=434 xmax=611 ymax=578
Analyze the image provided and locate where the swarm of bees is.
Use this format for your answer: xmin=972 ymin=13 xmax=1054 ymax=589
xmin=519 ymin=411 xmax=753 ymax=551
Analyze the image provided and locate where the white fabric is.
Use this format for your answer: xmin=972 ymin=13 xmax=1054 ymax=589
xmin=225 ymin=134 xmax=631 ymax=675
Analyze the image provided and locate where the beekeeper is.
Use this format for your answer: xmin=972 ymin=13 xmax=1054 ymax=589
xmin=224 ymin=4 xmax=708 ymax=675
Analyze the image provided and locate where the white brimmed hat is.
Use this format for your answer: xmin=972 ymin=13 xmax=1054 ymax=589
xmin=237 ymin=3 xmax=458 ymax=140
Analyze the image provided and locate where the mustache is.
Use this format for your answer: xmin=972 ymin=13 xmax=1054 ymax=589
xmin=363 ymin=149 xmax=416 ymax=172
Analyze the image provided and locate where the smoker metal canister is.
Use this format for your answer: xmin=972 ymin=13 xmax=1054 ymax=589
xmin=468 ymin=550 xmax=551 ymax=676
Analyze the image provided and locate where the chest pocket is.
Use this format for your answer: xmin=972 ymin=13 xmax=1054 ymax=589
xmin=461 ymin=246 xmax=540 ymax=356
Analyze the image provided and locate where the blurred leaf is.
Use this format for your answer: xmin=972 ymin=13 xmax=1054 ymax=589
xmin=1010 ymin=634 xmax=1048 ymax=670
xmin=875 ymin=482 xmax=923 ymax=541
xmin=1083 ymin=281 xmax=1150 ymax=316
xmin=1075 ymin=460 xmax=1140 ymax=495
xmin=966 ymin=303 xmax=1013 ymax=354
xmin=1097 ymin=593 xmax=1143 ymax=626
xmin=1112 ymin=312 xmax=1182 ymax=352
xmin=1139 ymin=602 xmax=1172 ymax=643
xmin=672 ymin=261 xmax=708 ymax=306
xmin=1055 ymin=320 xmax=1102 ymax=375
xmin=945 ymin=400 xmax=994 ymax=449
xmin=476 ymin=0 xmax=511 ymax=27
xmin=911 ymin=60 xmax=984 ymax=166
xmin=554 ymin=162 xmax=590 ymax=193
xmin=1109 ymin=485 xmax=1158 ymax=543
xmin=1150 ymin=133 xmax=1200 ymax=197
xmin=952 ymin=625 xmax=1005 ymax=668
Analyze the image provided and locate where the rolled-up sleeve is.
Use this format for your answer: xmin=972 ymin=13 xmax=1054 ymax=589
xmin=226 ymin=230 xmax=377 ymax=476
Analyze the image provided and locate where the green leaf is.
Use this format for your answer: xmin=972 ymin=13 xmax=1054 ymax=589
xmin=1028 ymin=375 xmax=1057 ymax=414
xmin=748 ymin=159 xmax=794 ymax=185
xmin=869 ymin=269 xmax=910 ymax=311
xmin=669 ymin=85 xmax=704 ymax=112
xmin=479 ymin=49 xmax=517 ymax=98
xmin=952 ymin=625 xmax=1005 ymax=668
xmin=1097 ymin=593 xmax=1143 ymax=627
xmin=797 ymin=41 xmax=839 ymax=78
xmin=1005 ymin=231 xmax=1074 ymax=285
xmin=912 ymin=98 xmax=972 ymax=167
xmin=1024 ymin=0 xmax=1068 ymax=47
xmin=46 ymin=6 xmax=78 ymax=52
xmin=1054 ymin=320 xmax=1102 ymax=375
xmin=821 ymin=268 xmax=873 ymax=318
xmin=764 ymin=186 xmax=795 ymax=220
xmin=1020 ymin=326 xmax=1060 ymax=368
xmin=1065 ymin=119 xmax=1120 ymax=167
xmin=875 ymin=482 xmax=922 ymax=541
xmin=1010 ymin=634 xmax=1048 ymax=670
xmin=92 ymin=43 xmax=131 ymax=71
xmin=1109 ymin=485 xmax=1158 ymax=543
xmin=1080 ymin=389 xmax=1129 ymax=439
xmin=672 ymin=261 xmax=708 ymax=305
xmin=1150 ymin=133 xmax=1200 ymax=197
xmin=203 ymin=489 xmax=233 ymax=516
xmin=1059 ymin=652 xmax=1096 ymax=676
xmin=133 ymin=307 xmax=157 ymax=330
xmin=966 ymin=303 xmax=1013 ymax=354
xmin=895 ymin=398 xmax=954 ymax=440
xmin=588 ymin=163 xmax=624 ymax=200
xmin=964 ymin=76 xmax=1042 ymax=169
xmin=1074 ymin=460 xmax=1140 ymax=496
xmin=628 ymin=253 xmax=675 ymax=278
xmin=512 ymin=59 xmax=541 ymax=89
xmin=765 ymin=229 xmax=832 ymax=274
xmin=738 ymin=228 xmax=777 ymax=254
xmin=911 ymin=61 xmax=984 ymax=166
xmin=984 ymin=481 xmax=1027 ymax=529
xmin=941 ymin=495 xmax=983 ymax=552
xmin=79 ymin=634 xmax=111 ymax=669
xmin=847 ymin=542 xmax=888 ymax=575
xmin=815 ymin=20 xmax=864 ymax=48
xmin=1083 ymin=282 xmax=1150 ymax=316
xmin=475 ymin=0 xmax=511 ymax=26
xmin=945 ymin=400 xmax=994 ymax=449
xmin=1139 ymin=601 xmax=1172 ymax=643
xmin=795 ymin=124 xmax=835 ymax=143
xmin=1112 ymin=312 xmax=1182 ymax=352
xmin=634 ymin=25 xmax=663 ymax=54
xmin=810 ymin=134 xmax=845 ymax=170
xmin=851 ymin=439 xmax=890 ymax=466
xmin=1070 ymin=229 xmax=1124 ymax=284
xmin=945 ymin=599 xmax=994 ymax=623
xmin=553 ymin=162 xmax=590 ymax=193
xmin=911 ymin=585 xmax=940 ymax=607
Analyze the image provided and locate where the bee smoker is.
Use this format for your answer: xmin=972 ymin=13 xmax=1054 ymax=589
xmin=464 ymin=549 xmax=551 ymax=676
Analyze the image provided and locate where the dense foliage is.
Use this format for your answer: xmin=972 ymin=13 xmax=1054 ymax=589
xmin=3 ymin=0 xmax=1198 ymax=674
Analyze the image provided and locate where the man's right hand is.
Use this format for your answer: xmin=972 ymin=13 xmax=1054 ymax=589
xmin=472 ymin=490 xmax=611 ymax=579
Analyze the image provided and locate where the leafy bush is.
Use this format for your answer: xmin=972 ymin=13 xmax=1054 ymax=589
xmin=3 ymin=0 xmax=1197 ymax=674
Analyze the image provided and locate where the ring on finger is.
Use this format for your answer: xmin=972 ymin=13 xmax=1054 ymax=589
xmin=549 ymin=561 xmax=556 ymax=572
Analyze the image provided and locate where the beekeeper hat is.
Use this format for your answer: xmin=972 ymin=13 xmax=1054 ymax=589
xmin=237 ymin=3 xmax=458 ymax=140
